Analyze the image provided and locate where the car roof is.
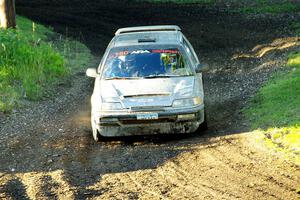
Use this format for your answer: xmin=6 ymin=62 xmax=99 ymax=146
xmin=115 ymin=25 xmax=181 ymax=35
xmin=111 ymin=25 xmax=184 ymax=48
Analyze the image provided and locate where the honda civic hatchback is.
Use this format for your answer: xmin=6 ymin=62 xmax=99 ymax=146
xmin=86 ymin=25 xmax=207 ymax=141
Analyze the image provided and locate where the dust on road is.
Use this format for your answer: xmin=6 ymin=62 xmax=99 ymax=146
xmin=0 ymin=1 xmax=299 ymax=199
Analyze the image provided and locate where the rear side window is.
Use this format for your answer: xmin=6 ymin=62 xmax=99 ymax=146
xmin=102 ymin=46 xmax=193 ymax=79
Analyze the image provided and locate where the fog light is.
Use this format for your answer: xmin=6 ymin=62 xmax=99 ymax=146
xmin=193 ymin=97 xmax=202 ymax=105
xmin=99 ymin=118 xmax=119 ymax=126
xmin=178 ymin=114 xmax=195 ymax=120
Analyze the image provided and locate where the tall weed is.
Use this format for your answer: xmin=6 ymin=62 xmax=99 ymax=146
xmin=0 ymin=25 xmax=66 ymax=111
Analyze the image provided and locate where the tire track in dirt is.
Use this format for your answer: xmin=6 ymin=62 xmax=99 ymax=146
xmin=157 ymin=161 xmax=235 ymax=199
xmin=124 ymin=173 xmax=165 ymax=199
xmin=217 ymin=139 xmax=299 ymax=190
xmin=72 ymin=133 xmax=299 ymax=199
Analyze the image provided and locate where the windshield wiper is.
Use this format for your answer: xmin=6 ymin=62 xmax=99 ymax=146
xmin=105 ymin=77 xmax=141 ymax=80
xmin=143 ymin=75 xmax=181 ymax=79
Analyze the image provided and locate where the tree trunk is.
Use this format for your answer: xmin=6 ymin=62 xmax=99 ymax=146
xmin=0 ymin=0 xmax=16 ymax=29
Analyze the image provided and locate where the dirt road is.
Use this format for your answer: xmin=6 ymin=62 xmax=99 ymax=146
xmin=1 ymin=1 xmax=299 ymax=199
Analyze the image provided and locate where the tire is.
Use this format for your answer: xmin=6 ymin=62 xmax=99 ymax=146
xmin=92 ymin=126 xmax=101 ymax=142
xmin=197 ymin=110 xmax=208 ymax=132
xmin=91 ymin=113 xmax=101 ymax=142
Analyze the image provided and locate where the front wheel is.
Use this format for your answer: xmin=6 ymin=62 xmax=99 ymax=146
xmin=91 ymin=113 xmax=101 ymax=142
xmin=197 ymin=110 xmax=208 ymax=132
xmin=92 ymin=126 xmax=100 ymax=142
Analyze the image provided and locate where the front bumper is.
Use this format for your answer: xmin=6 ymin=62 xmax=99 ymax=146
xmin=93 ymin=105 xmax=205 ymax=137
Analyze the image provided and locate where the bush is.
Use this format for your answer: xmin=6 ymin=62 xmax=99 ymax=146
xmin=0 ymin=18 xmax=67 ymax=112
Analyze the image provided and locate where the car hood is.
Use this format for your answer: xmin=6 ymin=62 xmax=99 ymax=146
xmin=100 ymin=76 xmax=195 ymax=108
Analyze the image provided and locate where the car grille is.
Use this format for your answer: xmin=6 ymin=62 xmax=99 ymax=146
xmin=124 ymin=93 xmax=170 ymax=98
xmin=130 ymin=106 xmax=167 ymax=112
xmin=120 ymin=118 xmax=176 ymax=125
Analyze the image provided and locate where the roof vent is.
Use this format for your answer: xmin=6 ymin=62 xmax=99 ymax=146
xmin=115 ymin=25 xmax=181 ymax=35
xmin=138 ymin=38 xmax=156 ymax=43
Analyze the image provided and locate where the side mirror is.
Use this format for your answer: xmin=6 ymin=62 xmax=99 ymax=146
xmin=195 ymin=63 xmax=209 ymax=73
xmin=86 ymin=68 xmax=98 ymax=78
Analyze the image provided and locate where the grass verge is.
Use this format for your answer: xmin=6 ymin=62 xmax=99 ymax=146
xmin=140 ymin=0 xmax=300 ymax=14
xmin=290 ymin=22 xmax=300 ymax=36
xmin=0 ymin=16 xmax=92 ymax=112
xmin=239 ymin=1 xmax=300 ymax=14
xmin=245 ymin=51 xmax=300 ymax=165
xmin=137 ymin=0 xmax=213 ymax=4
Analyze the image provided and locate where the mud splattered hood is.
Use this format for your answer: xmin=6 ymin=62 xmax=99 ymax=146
xmin=100 ymin=77 xmax=195 ymax=108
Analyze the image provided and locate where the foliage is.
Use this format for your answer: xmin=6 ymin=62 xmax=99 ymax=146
xmin=0 ymin=25 xmax=65 ymax=111
xmin=0 ymin=16 xmax=92 ymax=112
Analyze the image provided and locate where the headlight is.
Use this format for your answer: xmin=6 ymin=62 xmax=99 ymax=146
xmin=101 ymin=103 xmax=123 ymax=110
xmin=193 ymin=96 xmax=203 ymax=105
xmin=173 ymin=97 xmax=203 ymax=107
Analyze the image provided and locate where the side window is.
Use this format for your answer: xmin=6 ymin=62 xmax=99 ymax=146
xmin=99 ymin=38 xmax=116 ymax=73
xmin=183 ymin=39 xmax=197 ymax=65
xmin=183 ymin=35 xmax=200 ymax=64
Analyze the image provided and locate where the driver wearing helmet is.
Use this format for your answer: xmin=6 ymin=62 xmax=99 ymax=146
xmin=112 ymin=58 xmax=126 ymax=77
xmin=124 ymin=55 xmax=138 ymax=77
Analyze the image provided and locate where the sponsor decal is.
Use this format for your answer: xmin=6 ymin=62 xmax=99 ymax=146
xmin=111 ymin=49 xmax=179 ymax=58
xmin=115 ymin=51 xmax=129 ymax=57
xmin=152 ymin=49 xmax=179 ymax=54
xmin=131 ymin=50 xmax=151 ymax=54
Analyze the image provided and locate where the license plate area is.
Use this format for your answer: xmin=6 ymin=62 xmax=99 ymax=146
xmin=137 ymin=113 xmax=159 ymax=120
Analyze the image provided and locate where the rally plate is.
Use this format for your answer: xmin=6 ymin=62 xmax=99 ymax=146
xmin=137 ymin=113 xmax=159 ymax=120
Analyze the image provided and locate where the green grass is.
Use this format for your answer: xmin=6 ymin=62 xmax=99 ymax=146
xmin=290 ymin=22 xmax=300 ymax=36
xmin=245 ymin=51 xmax=300 ymax=164
xmin=240 ymin=0 xmax=300 ymax=14
xmin=16 ymin=16 xmax=54 ymax=40
xmin=140 ymin=0 xmax=300 ymax=14
xmin=0 ymin=16 xmax=92 ymax=112
xmin=138 ymin=0 xmax=213 ymax=4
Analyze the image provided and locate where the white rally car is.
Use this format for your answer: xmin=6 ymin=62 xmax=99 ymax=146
xmin=86 ymin=25 xmax=207 ymax=141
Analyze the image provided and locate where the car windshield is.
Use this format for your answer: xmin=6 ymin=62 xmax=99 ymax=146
xmin=102 ymin=46 xmax=193 ymax=79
